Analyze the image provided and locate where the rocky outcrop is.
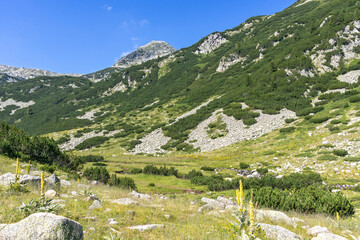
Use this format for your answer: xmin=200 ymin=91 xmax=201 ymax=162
xmin=337 ymin=70 xmax=360 ymax=84
xmin=132 ymin=128 xmax=170 ymax=154
xmin=194 ymin=33 xmax=228 ymax=55
xmin=114 ymin=41 xmax=176 ymax=69
xmin=256 ymin=210 xmax=297 ymax=227
xmin=0 ymin=212 xmax=83 ymax=240
xmin=0 ymin=98 xmax=35 ymax=115
xmin=216 ymin=54 xmax=247 ymax=72
xmin=187 ymin=109 xmax=296 ymax=152
xmin=0 ymin=64 xmax=81 ymax=82
xmin=131 ymin=191 xmax=151 ymax=200
xmin=259 ymin=223 xmax=302 ymax=240
xmin=307 ymin=226 xmax=331 ymax=236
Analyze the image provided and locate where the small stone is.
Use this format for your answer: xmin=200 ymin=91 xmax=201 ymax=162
xmin=131 ymin=191 xmax=151 ymax=200
xmin=85 ymin=195 xmax=100 ymax=202
xmin=312 ymin=233 xmax=347 ymax=240
xmin=89 ymin=200 xmax=102 ymax=210
xmin=164 ymin=214 xmax=173 ymax=220
xmin=60 ymin=180 xmax=71 ymax=186
xmin=108 ymin=219 xmax=118 ymax=225
xmin=112 ymin=198 xmax=139 ymax=206
xmin=128 ymin=224 xmax=164 ymax=232
xmin=198 ymin=204 xmax=213 ymax=212
xmin=45 ymin=190 xmax=57 ymax=198
xmin=307 ymin=226 xmax=331 ymax=236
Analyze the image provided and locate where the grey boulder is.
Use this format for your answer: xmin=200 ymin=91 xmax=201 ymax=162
xmin=259 ymin=223 xmax=302 ymax=240
xmin=0 ymin=212 xmax=83 ymax=240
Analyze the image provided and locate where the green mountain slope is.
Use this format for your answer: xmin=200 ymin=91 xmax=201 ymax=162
xmin=0 ymin=0 xmax=359 ymax=153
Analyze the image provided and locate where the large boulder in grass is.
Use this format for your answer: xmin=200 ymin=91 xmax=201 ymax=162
xmin=312 ymin=233 xmax=348 ymax=240
xmin=0 ymin=173 xmax=15 ymax=186
xmin=46 ymin=174 xmax=61 ymax=189
xmin=201 ymin=197 xmax=226 ymax=210
xmin=0 ymin=212 xmax=83 ymax=240
xmin=259 ymin=223 xmax=302 ymax=240
xmin=256 ymin=210 xmax=296 ymax=227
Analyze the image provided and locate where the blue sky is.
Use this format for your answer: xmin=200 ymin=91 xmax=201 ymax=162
xmin=0 ymin=0 xmax=296 ymax=74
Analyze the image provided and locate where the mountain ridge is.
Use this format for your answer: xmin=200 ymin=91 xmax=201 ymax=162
xmin=0 ymin=0 xmax=359 ymax=155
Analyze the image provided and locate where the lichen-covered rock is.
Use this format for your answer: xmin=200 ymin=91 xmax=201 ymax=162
xmin=194 ymin=33 xmax=228 ymax=55
xmin=128 ymin=224 xmax=164 ymax=232
xmin=259 ymin=223 xmax=302 ymax=240
xmin=0 ymin=212 xmax=83 ymax=240
xmin=131 ymin=191 xmax=151 ymax=200
xmin=312 ymin=233 xmax=348 ymax=240
xmin=201 ymin=197 xmax=226 ymax=210
xmin=307 ymin=226 xmax=331 ymax=236
xmin=45 ymin=190 xmax=58 ymax=198
xmin=256 ymin=210 xmax=296 ymax=227
xmin=89 ymin=200 xmax=102 ymax=210
xmin=111 ymin=198 xmax=139 ymax=206
xmin=46 ymin=174 xmax=60 ymax=187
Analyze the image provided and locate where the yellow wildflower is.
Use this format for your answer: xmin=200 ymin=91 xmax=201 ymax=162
xmin=40 ymin=171 xmax=45 ymax=197
xmin=15 ymin=158 xmax=21 ymax=182
xmin=336 ymin=212 xmax=340 ymax=221
xmin=249 ymin=198 xmax=254 ymax=229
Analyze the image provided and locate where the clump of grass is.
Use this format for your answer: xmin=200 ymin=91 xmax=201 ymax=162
xmin=317 ymin=155 xmax=338 ymax=161
xmin=239 ymin=163 xmax=250 ymax=169
xmin=332 ymin=149 xmax=349 ymax=157
xmin=344 ymin=157 xmax=360 ymax=162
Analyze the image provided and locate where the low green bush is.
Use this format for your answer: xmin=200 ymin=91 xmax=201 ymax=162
xmin=56 ymin=135 xmax=70 ymax=144
xmin=130 ymin=168 xmax=143 ymax=174
xmin=332 ymin=149 xmax=348 ymax=157
xmin=239 ymin=162 xmax=250 ymax=169
xmin=285 ymin=118 xmax=296 ymax=123
xmin=310 ymin=116 xmax=331 ymax=124
xmin=93 ymin=163 xmax=107 ymax=166
xmin=108 ymin=174 xmax=136 ymax=190
xmin=76 ymin=155 xmax=104 ymax=163
xmin=200 ymin=166 xmax=215 ymax=171
xmin=256 ymin=168 xmax=268 ymax=175
xmin=280 ymin=127 xmax=295 ymax=133
xmin=185 ymin=169 xmax=203 ymax=179
xmin=83 ymin=166 xmax=110 ymax=183
xmin=75 ymin=137 xmax=109 ymax=150
xmin=40 ymin=164 xmax=55 ymax=174
xmin=317 ymin=155 xmax=338 ymax=161
xmin=251 ymin=186 xmax=355 ymax=217
xmin=344 ymin=157 xmax=360 ymax=162
xmin=243 ymin=118 xmax=257 ymax=126
xmin=143 ymin=165 xmax=178 ymax=177
xmin=349 ymin=95 xmax=360 ymax=103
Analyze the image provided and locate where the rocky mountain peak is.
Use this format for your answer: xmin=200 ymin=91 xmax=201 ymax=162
xmin=0 ymin=64 xmax=82 ymax=82
xmin=113 ymin=41 xmax=176 ymax=69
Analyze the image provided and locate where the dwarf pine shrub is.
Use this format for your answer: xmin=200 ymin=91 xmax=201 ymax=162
xmin=251 ymin=185 xmax=355 ymax=217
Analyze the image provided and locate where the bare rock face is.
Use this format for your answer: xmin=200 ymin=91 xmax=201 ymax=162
xmin=114 ymin=41 xmax=176 ymax=69
xmin=337 ymin=70 xmax=360 ymax=84
xmin=0 ymin=64 xmax=81 ymax=82
xmin=195 ymin=33 xmax=228 ymax=55
xmin=0 ymin=212 xmax=83 ymax=240
xmin=216 ymin=54 xmax=247 ymax=72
